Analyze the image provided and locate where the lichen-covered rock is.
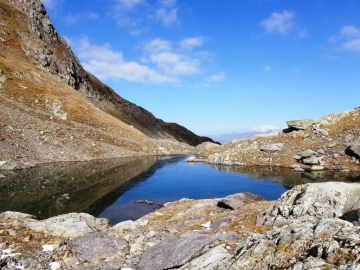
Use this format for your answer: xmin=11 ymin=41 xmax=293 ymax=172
xmin=257 ymin=182 xmax=360 ymax=226
xmin=260 ymin=143 xmax=284 ymax=152
xmin=23 ymin=213 xmax=110 ymax=237
xmin=232 ymin=218 xmax=360 ymax=269
xmin=62 ymin=231 xmax=129 ymax=269
xmin=286 ymin=119 xmax=315 ymax=130
xmin=217 ymin=192 xmax=266 ymax=210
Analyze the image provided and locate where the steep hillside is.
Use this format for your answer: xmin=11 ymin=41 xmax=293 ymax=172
xmin=0 ymin=0 xmax=203 ymax=168
xmin=3 ymin=0 xmax=216 ymax=147
xmin=191 ymin=109 xmax=360 ymax=172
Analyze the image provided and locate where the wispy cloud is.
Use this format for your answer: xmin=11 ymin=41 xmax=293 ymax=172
xmin=262 ymin=65 xmax=272 ymax=73
xmin=41 ymin=0 xmax=58 ymax=9
xmin=115 ymin=0 xmax=145 ymax=10
xmin=155 ymin=0 xmax=178 ymax=26
xmin=331 ymin=25 xmax=360 ymax=54
xmin=249 ymin=125 xmax=279 ymax=133
xmin=63 ymin=14 xmax=79 ymax=25
xmin=208 ymin=71 xmax=225 ymax=82
xmin=261 ymin=10 xmax=294 ymax=34
xmin=141 ymin=37 xmax=208 ymax=76
xmin=69 ymin=38 xmax=176 ymax=83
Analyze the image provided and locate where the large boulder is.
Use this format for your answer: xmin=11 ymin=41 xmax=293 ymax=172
xmin=138 ymin=231 xmax=231 ymax=270
xmin=260 ymin=143 xmax=284 ymax=152
xmin=217 ymin=192 xmax=266 ymax=210
xmin=286 ymin=119 xmax=315 ymax=130
xmin=257 ymin=182 xmax=360 ymax=226
xmin=23 ymin=213 xmax=110 ymax=237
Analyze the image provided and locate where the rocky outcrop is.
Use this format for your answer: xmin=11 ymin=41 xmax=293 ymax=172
xmin=1 ymin=182 xmax=359 ymax=269
xmin=3 ymin=0 xmax=215 ymax=147
xmin=217 ymin=192 xmax=266 ymax=210
xmin=257 ymin=182 xmax=360 ymax=226
xmin=192 ymin=108 xmax=360 ymax=171
xmin=286 ymin=119 xmax=315 ymax=130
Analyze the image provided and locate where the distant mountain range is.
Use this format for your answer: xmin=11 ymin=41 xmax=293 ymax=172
xmin=210 ymin=130 xmax=280 ymax=144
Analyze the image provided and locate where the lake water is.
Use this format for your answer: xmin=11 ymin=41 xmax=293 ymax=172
xmin=1 ymin=155 xmax=359 ymax=225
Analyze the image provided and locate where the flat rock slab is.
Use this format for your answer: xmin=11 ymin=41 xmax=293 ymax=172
xmin=217 ymin=192 xmax=266 ymax=210
xmin=23 ymin=213 xmax=110 ymax=237
xmin=65 ymin=231 xmax=129 ymax=266
xmin=260 ymin=143 xmax=284 ymax=152
xmin=286 ymin=119 xmax=315 ymax=130
xmin=138 ymin=231 xmax=223 ymax=270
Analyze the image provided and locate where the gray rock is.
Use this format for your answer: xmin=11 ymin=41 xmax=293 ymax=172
xmin=138 ymin=231 xmax=223 ymax=270
xmin=260 ymin=143 xmax=284 ymax=152
xmin=179 ymin=245 xmax=232 ymax=270
xmin=217 ymin=192 xmax=266 ymax=210
xmin=301 ymin=149 xmax=317 ymax=158
xmin=233 ymin=218 xmax=359 ymax=269
xmin=318 ymin=110 xmax=353 ymax=125
xmin=64 ymin=231 xmax=129 ymax=269
xmin=0 ymin=69 xmax=6 ymax=83
xmin=257 ymin=182 xmax=360 ymax=226
xmin=349 ymin=141 xmax=360 ymax=158
xmin=0 ymin=211 xmax=36 ymax=220
xmin=23 ymin=213 xmax=110 ymax=237
xmin=286 ymin=119 xmax=315 ymax=130
xmin=302 ymin=156 xmax=322 ymax=165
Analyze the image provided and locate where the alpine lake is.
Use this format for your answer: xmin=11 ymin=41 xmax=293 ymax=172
xmin=1 ymin=155 xmax=359 ymax=225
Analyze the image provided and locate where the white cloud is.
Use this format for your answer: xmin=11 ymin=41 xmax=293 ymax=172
xmin=343 ymin=39 xmax=360 ymax=53
xmin=208 ymin=71 xmax=225 ymax=82
xmin=261 ymin=10 xmax=294 ymax=34
xmin=115 ymin=0 xmax=144 ymax=10
xmin=64 ymin=14 xmax=79 ymax=25
xmin=249 ymin=125 xmax=279 ymax=133
xmin=70 ymin=38 xmax=176 ymax=83
xmin=141 ymin=37 xmax=207 ymax=76
xmin=41 ymin=0 xmax=62 ymax=10
xmin=341 ymin=25 xmax=360 ymax=38
xmin=180 ymin=37 xmax=204 ymax=50
xmin=333 ymin=25 xmax=360 ymax=54
xmin=155 ymin=8 xmax=178 ymax=26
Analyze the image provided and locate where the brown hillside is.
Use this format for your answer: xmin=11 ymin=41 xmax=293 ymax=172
xmin=3 ymin=0 xmax=216 ymax=147
xmin=0 ymin=0 xmax=196 ymax=168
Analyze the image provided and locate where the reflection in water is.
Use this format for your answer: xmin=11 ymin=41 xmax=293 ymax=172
xmin=0 ymin=156 xmax=160 ymax=219
xmin=1 ymin=156 xmax=359 ymax=224
xmin=208 ymin=164 xmax=360 ymax=189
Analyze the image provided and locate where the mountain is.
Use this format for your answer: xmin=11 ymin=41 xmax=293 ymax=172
xmin=0 ymin=0 xmax=215 ymax=168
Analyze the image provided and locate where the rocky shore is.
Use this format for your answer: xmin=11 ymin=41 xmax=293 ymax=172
xmin=189 ymin=108 xmax=360 ymax=172
xmin=0 ymin=182 xmax=359 ymax=269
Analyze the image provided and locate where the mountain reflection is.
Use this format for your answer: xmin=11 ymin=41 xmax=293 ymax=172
xmin=207 ymin=164 xmax=360 ymax=189
xmin=0 ymin=156 xmax=161 ymax=219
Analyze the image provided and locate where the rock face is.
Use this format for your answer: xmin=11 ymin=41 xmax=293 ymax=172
xmin=257 ymin=182 xmax=360 ymax=226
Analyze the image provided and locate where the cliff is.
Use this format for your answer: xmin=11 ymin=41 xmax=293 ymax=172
xmin=0 ymin=0 xmax=216 ymax=168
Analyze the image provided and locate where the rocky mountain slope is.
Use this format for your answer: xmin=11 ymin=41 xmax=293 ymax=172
xmin=0 ymin=0 xmax=216 ymax=168
xmin=190 ymin=108 xmax=360 ymax=171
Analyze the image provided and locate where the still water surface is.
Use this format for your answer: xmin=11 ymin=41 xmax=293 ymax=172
xmin=1 ymin=156 xmax=359 ymax=225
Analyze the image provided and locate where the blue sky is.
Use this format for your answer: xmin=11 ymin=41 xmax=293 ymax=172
xmin=42 ymin=0 xmax=360 ymax=137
